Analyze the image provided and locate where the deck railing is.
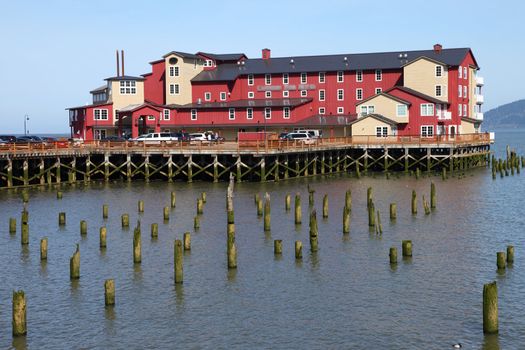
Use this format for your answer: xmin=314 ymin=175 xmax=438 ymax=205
xmin=0 ymin=133 xmax=491 ymax=156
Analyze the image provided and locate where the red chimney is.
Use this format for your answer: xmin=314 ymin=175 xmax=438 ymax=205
xmin=262 ymin=48 xmax=271 ymax=60
xmin=433 ymin=44 xmax=443 ymax=54
xmin=116 ymin=50 xmax=120 ymax=77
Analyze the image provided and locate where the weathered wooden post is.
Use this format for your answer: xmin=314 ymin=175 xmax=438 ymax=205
xmin=345 ymin=190 xmax=352 ymax=212
xmin=309 ymin=209 xmax=318 ymax=252
xmin=295 ymin=241 xmax=303 ymax=259
xmin=40 ymin=237 xmax=48 ymax=260
xmin=56 ymin=191 xmax=63 ymax=199
xmin=264 ymin=193 xmax=271 ymax=231
xmin=21 ymin=222 xmax=29 ymax=245
xmin=194 ymin=216 xmax=200 ymax=229
xmin=201 ymin=192 xmax=207 ymax=203
xmin=12 ymin=290 xmax=27 ymax=336
xmin=483 ymin=281 xmax=498 ymax=334
xmin=256 ymin=198 xmax=263 ymax=216
xmin=423 ymin=196 xmax=431 ymax=215
xmin=254 ymin=193 xmax=260 ymax=206
xmin=308 ymin=187 xmax=315 ymax=207
xmin=390 ymin=203 xmax=397 ymax=220
xmin=507 ymin=245 xmax=514 ymax=264
xmin=368 ymin=200 xmax=375 ymax=227
xmin=295 ymin=193 xmax=302 ymax=224
xmin=99 ymin=227 xmax=107 ymax=248
xmin=80 ymin=220 xmax=87 ymax=235
xmin=102 ymin=204 xmax=109 ymax=219
xmin=496 ymin=252 xmax=506 ymax=270
xmin=170 ymin=191 xmax=176 ymax=208
xmin=389 ymin=247 xmax=397 ymax=264
xmin=274 ymin=239 xmax=283 ymax=255
xmin=104 ymin=279 xmax=115 ymax=306
xmin=376 ymin=210 xmax=383 ymax=234
xmin=411 ymin=190 xmax=417 ymax=215
xmin=183 ymin=232 xmax=191 ymax=251
xmin=322 ymin=194 xmax=329 ymax=218
xmin=402 ymin=240 xmax=412 ymax=257
xmin=59 ymin=212 xmax=66 ymax=226
xmin=367 ymin=187 xmax=373 ymax=208
xmin=442 ymin=167 xmax=447 ymax=180
xmin=133 ymin=224 xmax=141 ymax=264
xmin=430 ymin=182 xmax=437 ymax=209
xmin=174 ymin=239 xmax=183 ymax=283
xmin=343 ymin=205 xmax=350 ymax=234
xmin=163 ymin=206 xmax=169 ymax=221
xmin=416 ymin=167 xmax=421 ymax=179
xmin=285 ymin=194 xmax=291 ymax=211
xmin=151 ymin=223 xmax=158 ymax=238
xmin=70 ymin=244 xmax=80 ymax=279
xmin=138 ymin=200 xmax=144 ymax=213
xmin=197 ymin=198 xmax=204 ymax=214
xmin=22 ymin=191 xmax=29 ymax=203
xmin=9 ymin=217 xmax=16 ymax=233
xmin=227 ymin=177 xmax=237 ymax=269
xmin=121 ymin=214 xmax=129 ymax=227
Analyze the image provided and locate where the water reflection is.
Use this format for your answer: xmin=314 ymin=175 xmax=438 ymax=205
xmin=133 ymin=264 xmax=143 ymax=283
xmin=20 ymin=246 xmax=30 ymax=265
xmin=226 ymin=268 xmax=237 ymax=283
xmin=482 ymin=334 xmax=500 ymax=350
xmin=11 ymin=335 xmax=27 ymax=350
xmin=174 ymin=284 xmax=185 ymax=306
xmin=39 ymin=260 xmax=48 ymax=278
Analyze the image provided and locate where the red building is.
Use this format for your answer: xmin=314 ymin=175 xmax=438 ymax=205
xmin=67 ymin=44 xmax=484 ymax=140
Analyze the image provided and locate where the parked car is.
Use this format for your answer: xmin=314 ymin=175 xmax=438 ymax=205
xmin=293 ymin=129 xmax=323 ymax=138
xmin=101 ymin=135 xmax=126 ymax=142
xmin=41 ymin=136 xmax=58 ymax=143
xmin=134 ymin=132 xmax=177 ymax=143
xmin=170 ymin=132 xmax=190 ymax=141
xmin=189 ymin=133 xmax=209 ymax=141
xmin=281 ymin=132 xmax=316 ymax=144
xmin=16 ymin=135 xmax=45 ymax=143
xmin=278 ymin=132 xmax=289 ymax=140
xmin=0 ymin=135 xmax=17 ymax=143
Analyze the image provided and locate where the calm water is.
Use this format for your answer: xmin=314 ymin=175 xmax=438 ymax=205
xmin=0 ymin=130 xmax=524 ymax=349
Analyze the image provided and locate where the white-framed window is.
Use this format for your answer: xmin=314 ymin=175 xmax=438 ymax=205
xmin=420 ymin=103 xmax=435 ymax=116
xmin=356 ymin=70 xmax=363 ymax=82
xmin=376 ymin=126 xmax=388 ymax=137
xmin=300 ymin=90 xmax=307 ymax=97
xmin=190 ymin=109 xmax=197 ymax=120
xmin=163 ymin=109 xmax=170 ymax=120
xmin=463 ymin=86 xmax=467 ymax=99
xmin=248 ymin=74 xmax=254 ymax=86
xmin=229 ymin=108 xmax=235 ymax=120
xmin=337 ymin=89 xmax=344 ymax=101
xmin=94 ymin=129 xmax=107 ymax=140
xmin=94 ymin=109 xmax=108 ymax=120
xmin=356 ymin=88 xmax=363 ymax=100
xmin=463 ymin=67 xmax=467 ymax=79
xmin=319 ymin=72 xmax=325 ymax=83
xmin=203 ymin=59 xmax=214 ymax=67
xmin=282 ymin=73 xmax=289 ymax=85
xmin=319 ymin=89 xmax=325 ymax=101
xmin=265 ymin=74 xmax=271 ymax=85
xmin=421 ymin=125 xmax=434 ymax=137
xmin=265 ymin=91 xmax=272 ymax=98
xmin=337 ymin=107 xmax=344 ymax=114
xmin=318 ymin=107 xmax=326 ymax=115
xmin=337 ymin=71 xmax=344 ymax=82
xmin=458 ymin=66 xmax=463 ymax=79
xmin=283 ymin=90 xmax=289 ymax=98
xmin=169 ymin=66 xmax=179 ymax=77
xmin=246 ymin=108 xmax=253 ymax=119
xmin=169 ymin=84 xmax=179 ymax=95
xmin=220 ymin=92 xmax=227 ymax=101
xmin=300 ymin=73 xmax=307 ymax=84
xmin=463 ymin=104 xmax=467 ymax=117
xmin=375 ymin=69 xmax=382 ymax=81
xmin=204 ymin=92 xmax=211 ymax=101
xmin=248 ymin=91 xmax=254 ymax=99
xmin=283 ymin=107 xmax=290 ymax=119
xmin=435 ymin=85 xmax=442 ymax=97
xmin=119 ymin=80 xmax=136 ymax=94
xmin=360 ymin=105 xmax=375 ymax=116
xmin=147 ymin=115 xmax=155 ymax=121
xmin=264 ymin=107 xmax=271 ymax=119
xmin=458 ymin=85 xmax=462 ymax=98
xmin=396 ymin=104 xmax=408 ymax=117
xmin=435 ymin=65 xmax=443 ymax=77
xmin=375 ymin=88 xmax=382 ymax=95
xmin=458 ymin=104 xmax=462 ymax=117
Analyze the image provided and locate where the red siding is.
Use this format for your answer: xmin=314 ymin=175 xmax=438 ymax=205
xmin=143 ymin=61 xmax=165 ymax=104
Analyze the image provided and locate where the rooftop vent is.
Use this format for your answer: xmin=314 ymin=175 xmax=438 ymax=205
xmin=433 ymin=43 xmax=443 ymax=54
xmin=262 ymin=48 xmax=271 ymax=60
xmin=290 ymin=58 xmax=294 ymax=64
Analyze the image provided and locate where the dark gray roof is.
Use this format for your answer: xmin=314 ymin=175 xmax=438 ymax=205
xmin=198 ymin=52 xmax=246 ymax=62
xmin=349 ymin=114 xmax=399 ymax=126
xmin=104 ymin=75 xmax=146 ymax=81
xmin=163 ymin=51 xmax=200 ymax=60
xmin=174 ymin=98 xmax=312 ymax=109
xmin=385 ymin=86 xmax=449 ymax=105
xmin=292 ymin=114 xmax=357 ymax=126
xmin=192 ymin=48 xmax=474 ymax=82
xmin=89 ymin=85 xmax=107 ymax=94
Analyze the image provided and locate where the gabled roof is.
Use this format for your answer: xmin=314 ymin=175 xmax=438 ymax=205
xmin=89 ymin=85 xmax=107 ymax=94
xmin=293 ymin=114 xmax=357 ymax=126
xmin=66 ymin=102 xmax=112 ymax=110
xmin=174 ymin=98 xmax=312 ymax=109
xmin=162 ymin=51 xmax=200 ymax=60
xmin=349 ymin=113 xmax=399 ymax=126
xmin=104 ymin=75 xmax=145 ymax=81
xmin=461 ymin=117 xmax=482 ymax=124
xmin=402 ymin=55 xmax=448 ymax=68
xmin=197 ymin=52 xmax=247 ymax=62
xmin=118 ymin=103 xmax=162 ymax=113
xmin=385 ymin=86 xmax=449 ymax=105
xmin=192 ymin=47 xmax=473 ymax=82
xmin=356 ymin=92 xmax=411 ymax=106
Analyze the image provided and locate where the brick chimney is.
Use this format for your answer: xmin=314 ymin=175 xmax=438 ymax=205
xmin=262 ymin=48 xmax=271 ymax=60
xmin=433 ymin=43 xmax=443 ymax=54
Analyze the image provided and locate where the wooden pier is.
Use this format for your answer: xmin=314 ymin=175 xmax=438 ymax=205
xmin=0 ymin=134 xmax=491 ymax=188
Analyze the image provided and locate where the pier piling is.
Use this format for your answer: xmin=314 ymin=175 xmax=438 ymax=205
xmin=121 ymin=214 xmax=129 ymax=228
xmin=295 ymin=241 xmax=303 ymax=259
xmin=264 ymin=193 xmax=271 ymax=231
xmin=411 ymin=190 xmax=417 ymax=215
xmin=507 ymin=245 xmax=514 ymax=264
xmin=80 ymin=220 xmax=87 ymax=235
xmin=163 ymin=206 xmax=169 ymax=221
xmin=389 ymin=247 xmax=397 ymax=264
xmin=309 ymin=209 xmax=318 ymax=252
xmin=99 ymin=227 xmax=107 ymax=248
xmin=102 ymin=204 xmax=109 ymax=219
xmin=390 ymin=203 xmax=397 ymax=220
xmin=183 ymin=232 xmax=191 ymax=251
xmin=483 ymin=281 xmax=498 ymax=334
xmin=104 ymin=279 xmax=115 ymax=306
xmin=9 ymin=217 xmax=16 ymax=233
xmin=171 ymin=191 xmax=176 ymax=208
xmin=496 ymin=252 xmax=506 ymax=270
xmin=12 ymin=290 xmax=26 ymax=336
xmin=285 ymin=194 xmax=291 ymax=211
xmin=402 ymin=240 xmax=412 ymax=257
xmin=70 ymin=244 xmax=80 ymax=279
xmin=295 ymin=193 xmax=302 ymax=225
xmin=174 ymin=239 xmax=183 ymax=283
xmin=322 ymin=194 xmax=329 ymax=218
xmin=133 ymin=224 xmax=141 ymax=264
xmin=40 ymin=237 xmax=48 ymax=260
xmin=59 ymin=212 xmax=66 ymax=226
xmin=343 ymin=205 xmax=350 ymax=234
xmin=151 ymin=223 xmax=158 ymax=238
xmin=274 ymin=239 xmax=283 ymax=255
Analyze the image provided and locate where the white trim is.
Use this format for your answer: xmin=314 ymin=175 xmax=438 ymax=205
xmin=421 ymin=125 xmax=434 ymax=137
xmin=318 ymin=107 xmax=325 ymax=115
xmin=246 ymin=108 xmax=253 ymax=119
xmin=337 ymin=107 xmax=344 ymax=114
xmin=264 ymin=107 xmax=271 ymax=119
xmin=119 ymin=80 xmax=136 ymax=95
xmin=463 ymin=85 xmax=467 ymax=99
xmin=375 ymin=69 xmax=382 ymax=81
xmin=435 ymin=65 xmax=442 ymax=77
xmin=220 ymin=92 xmax=227 ymax=101
xmin=283 ymin=107 xmax=290 ymax=119
xmin=94 ymin=109 xmax=109 ymax=120
xmin=282 ymin=90 xmax=289 ymax=98
xmin=265 ymin=91 xmax=272 ymax=98
xmin=375 ymin=88 xmax=382 ymax=95
xmin=318 ymin=72 xmax=325 ymax=83
xmin=204 ymin=92 xmax=211 ymax=101
xmin=356 ymin=70 xmax=363 ymax=82
xmin=319 ymin=89 xmax=325 ymax=101
xmin=396 ymin=104 xmax=407 ymax=117
xmin=248 ymin=91 xmax=254 ymax=99
xmin=282 ymin=73 xmax=289 ymax=85
xmin=163 ymin=109 xmax=170 ymax=120
xmin=337 ymin=71 xmax=344 ymax=82
xmin=463 ymin=67 xmax=467 ymax=79
xmin=190 ymin=109 xmax=197 ymax=120
xmin=169 ymin=84 xmax=179 ymax=95
xmin=356 ymin=88 xmax=363 ymax=100
xmin=300 ymin=72 xmax=307 ymax=84
xmin=300 ymin=90 xmax=307 ymax=97
xmin=337 ymin=89 xmax=344 ymax=101
xmin=247 ymin=74 xmax=254 ymax=86
xmin=376 ymin=126 xmax=388 ymax=138
xmin=228 ymin=108 xmax=235 ymax=120
xmin=420 ymin=103 xmax=435 ymax=116
xmin=265 ymin=74 xmax=271 ymax=85
xmin=458 ymin=66 xmax=462 ymax=79
xmin=435 ymin=85 xmax=442 ymax=97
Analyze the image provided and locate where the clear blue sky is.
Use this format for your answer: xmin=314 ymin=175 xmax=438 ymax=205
xmin=0 ymin=0 xmax=522 ymax=133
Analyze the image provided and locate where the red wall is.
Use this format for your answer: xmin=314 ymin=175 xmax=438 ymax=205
xmin=143 ymin=61 xmax=165 ymax=104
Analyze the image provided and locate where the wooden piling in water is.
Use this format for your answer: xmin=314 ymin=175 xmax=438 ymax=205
xmin=183 ymin=232 xmax=191 ymax=251
xmin=201 ymin=192 xmax=207 ymax=203
xmin=70 ymin=244 xmax=80 ymax=279
xmin=151 ymin=223 xmax=158 ymax=238
xmin=390 ymin=203 xmax=397 ymax=220
xmin=138 ymin=200 xmax=144 ymax=213
xmin=309 ymin=209 xmax=318 ymax=252
xmin=411 ymin=190 xmax=417 ymax=215
xmin=257 ymin=198 xmax=263 ymax=216
xmin=430 ymin=182 xmax=436 ymax=209
xmin=40 ymin=237 xmax=48 ymax=260
xmin=376 ymin=210 xmax=383 ymax=234
xmin=12 ymin=290 xmax=26 ymax=336
xmin=496 ymin=252 xmax=506 ymax=270
xmin=507 ymin=245 xmax=514 ymax=264
xmin=483 ymin=281 xmax=498 ymax=334
xmin=295 ymin=193 xmax=302 ymax=224
xmin=133 ymin=224 xmax=141 ymax=264
xmin=121 ymin=214 xmax=129 ymax=227
xmin=80 ymin=220 xmax=87 ymax=235
xmin=194 ymin=216 xmax=200 ymax=229
xmin=174 ymin=239 xmax=183 ymax=283
xmin=104 ymin=279 xmax=115 ymax=306
xmin=102 ymin=204 xmax=109 ymax=219
xmin=345 ymin=190 xmax=352 ymax=212
xmin=59 ymin=212 xmax=66 ymax=226
xmin=274 ymin=239 xmax=282 ymax=255
xmin=197 ymin=198 xmax=204 ymax=214
xmin=285 ymin=194 xmax=291 ymax=211
xmin=264 ymin=193 xmax=271 ymax=231
xmin=22 ymin=191 xmax=29 ymax=203
xmin=163 ymin=207 xmax=169 ymax=221
xmin=367 ymin=187 xmax=373 ymax=208
xmin=99 ymin=227 xmax=107 ymax=248
xmin=343 ymin=205 xmax=350 ymax=234
xmin=9 ymin=217 xmax=16 ymax=233
xmin=308 ymin=188 xmax=315 ymax=207
xmin=389 ymin=247 xmax=397 ymax=264
xmin=56 ymin=191 xmax=63 ymax=199
xmin=402 ymin=240 xmax=412 ymax=257
xmin=442 ymin=167 xmax=447 ymax=180
xmin=295 ymin=241 xmax=302 ymax=259
xmin=423 ymin=196 xmax=431 ymax=215
xmin=171 ymin=191 xmax=176 ymax=208
xmin=254 ymin=193 xmax=260 ymax=206
xmin=322 ymin=194 xmax=328 ymax=218
xmin=21 ymin=222 xmax=28 ymax=245
xmin=368 ymin=200 xmax=375 ymax=227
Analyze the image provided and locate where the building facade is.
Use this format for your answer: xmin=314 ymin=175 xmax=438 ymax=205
xmin=67 ymin=44 xmax=484 ymax=140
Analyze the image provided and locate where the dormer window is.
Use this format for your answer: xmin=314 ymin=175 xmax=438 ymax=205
xmin=119 ymin=80 xmax=136 ymax=94
xmin=203 ymin=60 xmax=215 ymax=67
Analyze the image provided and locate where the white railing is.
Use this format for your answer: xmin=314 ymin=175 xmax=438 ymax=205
xmin=476 ymin=94 xmax=484 ymax=104
xmin=476 ymin=76 xmax=484 ymax=86
xmin=476 ymin=112 xmax=484 ymax=120
xmin=437 ymin=111 xmax=452 ymax=120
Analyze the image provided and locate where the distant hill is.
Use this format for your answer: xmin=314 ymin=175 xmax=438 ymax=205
xmin=483 ymin=99 xmax=525 ymax=129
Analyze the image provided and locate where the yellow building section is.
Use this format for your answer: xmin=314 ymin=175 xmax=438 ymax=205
xmin=350 ymin=114 xmax=396 ymax=137
xmin=108 ymin=80 xmax=145 ymax=122
xmin=164 ymin=53 xmax=204 ymax=105
xmin=403 ymin=57 xmax=448 ymax=101
xmin=461 ymin=118 xmax=477 ymax=134
xmin=356 ymin=94 xmax=409 ymax=123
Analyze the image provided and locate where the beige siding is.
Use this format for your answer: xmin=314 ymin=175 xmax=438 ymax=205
xmin=165 ymin=54 xmax=204 ymax=105
xmin=403 ymin=58 xmax=448 ymax=101
xmin=351 ymin=117 xmax=392 ymax=136
xmin=461 ymin=120 xmax=476 ymax=134
xmin=109 ymin=80 xmax=145 ymax=122
xmin=356 ymin=94 xmax=408 ymax=123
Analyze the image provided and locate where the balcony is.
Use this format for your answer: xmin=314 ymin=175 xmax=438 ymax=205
xmin=437 ymin=111 xmax=452 ymax=120
xmin=476 ymin=112 xmax=484 ymax=120
xmin=475 ymin=76 xmax=484 ymax=86
xmin=475 ymin=94 xmax=484 ymax=104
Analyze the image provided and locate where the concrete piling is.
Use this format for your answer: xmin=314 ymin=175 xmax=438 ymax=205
xmin=264 ymin=193 xmax=271 ymax=231
xmin=507 ymin=245 xmax=514 ymax=264
xmin=295 ymin=193 xmax=302 ymax=225
xmin=295 ymin=241 xmax=303 ymax=259
xmin=322 ymin=194 xmax=328 ymax=218
xmin=40 ymin=237 xmax=48 ymax=260
xmin=309 ymin=209 xmax=318 ymax=252
xmin=390 ymin=203 xmax=397 ymax=220
xmin=151 ymin=223 xmax=158 ymax=238
xmin=183 ymin=232 xmax=191 ymax=251
xmin=9 ymin=217 xmax=16 ymax=233
xmin=163 ymin=206 xmax=169 ymax=221
xmin=496 ymin=252 xmax=506 ymax=270
xmin=104 ymin=279 xmax=115 ymax=306
xmin=274 ymin=239 xmax=283 ymax=255
xmin=70 ymin=244 xmax=80 ymax=279
xmin=483 ymin=281 xmax=498 ymax=334
xmin=121 ymin=214 xmax=129 ymax=227
xmin=402 ymin=240 xmax=412 ymax=257
xmin=99 ymin=227 xmax=107 ymax=248
xmin=133 ymin=224 xmax=141 ymax=264
xmin=80 ymin=220 xmax=87 ymax=235
xmin=59 ymin=212 xmax=66 ymax=226
xmin=102 ymin=204 xmax=109 ymax=219
xmin=285 ymin=194 xmax=291 ymax=211
xmin=12 ymin=290 xmax=27 ymax=336
xmin=174 ymin=239 xmax=183 ymax=283
xmin=389 ymin=247 xmax=397 ymax=264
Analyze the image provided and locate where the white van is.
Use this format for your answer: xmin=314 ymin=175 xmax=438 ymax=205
xmin=283 ymin=132 xmax=316 ymax=145
xmin=134 ymin=132 xmax=177 ymax=144
xmin=293 ymin=129 xmax=323 ymax=138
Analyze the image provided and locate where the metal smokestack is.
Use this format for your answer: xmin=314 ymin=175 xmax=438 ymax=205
xmin=116 ymin=50 xmax=120 ymax=77
xmin=121 ymin=50 xmax=125 ymax=76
